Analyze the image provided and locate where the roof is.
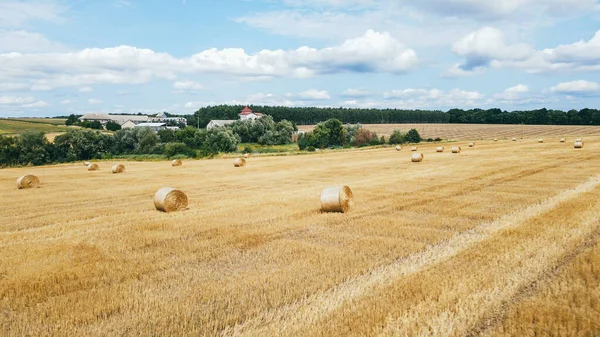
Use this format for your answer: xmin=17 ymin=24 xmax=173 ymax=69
xmin=79 ymin=113 xmax=111 ymax=120
xmin=239 ymin=106 xmax=254 ymax=115
xmin=254 ymin=112 xmax=264 ymax=117
xmin=110 ymin=115 xmax=149 ymax=122
xmin=208 ymin=120 xmax=236 ymax=127
xmin=135 ymin=122 xmax=166 ymax=127
xmin=119 ymin=120 xmax=136 ymax=126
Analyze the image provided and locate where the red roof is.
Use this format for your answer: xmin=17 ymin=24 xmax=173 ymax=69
xmin=254 ymin=112 xmax=264 ymax=116
xmin=239 ymin=106 xmax=253 ymax=115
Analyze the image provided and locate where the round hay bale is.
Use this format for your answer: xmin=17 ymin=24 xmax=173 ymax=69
xmin=411 ymin=153 xmax=424 ymax=162
xmin=468 ymin=142 xmax=474 ymax=147
xmin=84 ymin=161 xmax=90 ymax=166
xmin=320 ymin=185 xmax=353 ymax=213
xmin=154 ymin=187 xmax=188 ymax=213
xmin=436 ymin=146 xmax=444 ymax=153
xmin=538 ymin=139 xmax=544 ymax=143
xmin=243 ymin=153 xmax=250 ymax=158
xmin=411 ymin=146 xmax=418 ymax=151
xmin=112 ymin=163 xmax=126 ymax=174
xmin=171 ymin=159 xmax=182 ymax=167
xmin=395 ymin=145 xmax=401 ymax=151
xmin=87 ymin=163 xmax=99 ymax=171
xmin=452 ymin=146 xmax=461 ymax=153
xmin=16 ymin=175 xmax=40 ymax=189
xmin=574 ymin=141 xmax=584 ymax=149
xmin=512 ymin=138 xmax=516 ymax=141
xmin=234 ymin=158 xmax=246 ymax=167
xmin=576 ymin=138 xmax=582 ymax=142
xmin=560 ymin=138 xmax=566 ymax=143
xmin=494 ymin=138 xmax=498 ymax=141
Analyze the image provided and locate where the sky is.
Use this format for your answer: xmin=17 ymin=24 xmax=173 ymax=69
xmin=1 ymin=0 xmax=600 ymax=117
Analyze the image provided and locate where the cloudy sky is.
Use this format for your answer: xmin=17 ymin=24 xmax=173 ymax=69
xmin=1 ymin=0 xmax=600 ymax=117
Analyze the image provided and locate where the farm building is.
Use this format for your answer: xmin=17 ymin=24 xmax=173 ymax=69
xmin=134 ymin=122 xmax=167 ymax=131
xmin=151 ymin=112 xmax=187 ymax=126
xmin=120 ymin=120 xmax=137 ymax=129
xmin=206 ymin=120 xmax=237 ymax=130
xmin=79 ymin=113 xmax=149 ymax=125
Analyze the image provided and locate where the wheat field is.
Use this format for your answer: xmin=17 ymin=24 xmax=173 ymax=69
xmin=1 ymin=135 xmax=600 ymax=336
xmin=298 ymin=123 xmax=600 ymax=140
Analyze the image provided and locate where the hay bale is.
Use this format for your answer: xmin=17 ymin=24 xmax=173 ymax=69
xmin=560 ymin=138 xmax=566 ymax=143
xmin=512 ymin=138 xmax=516 ymax=141
xmin=112 ymin=163 xmax=126 ymax=174
xmin=171 ymin=159 xmax=182 ymax=167
xmin=576 ymin=138 xmax=582 ymax=142
xmin=84 ymin=161 xmax=90 ymax=166
xmin=452 ymin=146 xmax=461 ymax=153
xmin=16 ymin=175 xmax=40 ymax=189
xmin=395 ymin=145 xmax=401 ymax=151
xmin=411 ymin=153 xmax=424 ymax=162
xmin=574 ymin=141 xmax=584 ymax=149
xmin=468 ymin=142 xmax=474 ymax=147
xmin=320 ymin=185 xmax=353 ymax=213
xmin=436 ymin=146 xmax=444 ymax=152
xmin=494 ymin=138 xmax=498 ymax=141
xmin=411 ymin=146 xmax=418 ymax=151
xmin=154 ymin=187 xmax=188 ymax=212
xmin=234 ymin=158 xmax=246 ymax=167
xmin=87 ymin=163 xmax=99 ymax=171
xmin=243 ymin=153 xmax=250 ymax=158
xmin=538 ymin=139 xmax=544 ymax=143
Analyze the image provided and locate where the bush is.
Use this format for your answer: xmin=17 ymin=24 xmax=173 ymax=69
xmin=353 ymin=128 xmax=379 ymax=147
xmin=105 ymin=121 xmax=122 ymax=131
xmin=242 ymin=145 xmax=253 ymax=153
xmin=406 ymin=128 xmax=422 ymax=143
xmin=164 ymin=142 xmax=190 ymax=157
xmin=388 ymin=130 xmax=407 ymax=144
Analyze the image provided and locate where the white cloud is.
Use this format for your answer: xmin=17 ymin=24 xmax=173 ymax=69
xmin=61 ymin=99 xmax=74 ymax=104
xmin=505 ymin=84 xmax=529 ymax=93
xmin=78 ymin=86 xmax=93 ymax=92
xmin=0 ymin=96 xmax=35 ymax=104
xmin=88 ymin=98 xmax=103 ymax=104
xmin=382 ymin=87 xmax=485 ymax=108
xmin=22 ymin=100 xmax=48 ymax=108
xmin=550 ymin=80 xmax=600 ymax=94
xmin=172 ymin=80 xmax=204 ymax=90
xmin=342 ymin=88 xmax=372 ymax=97
xmin=0 ymin=30 xmax=418 ymax=90
xmin=0 ymin=82 xmax=28 ymax=91
xmin=295 ymin=89 xmax=331 ymax=100
xmin=449 ymin=28 xmax=600 ymax=75
xmin=493 ymin=84 xmax=536 ymax=103
xmin=0 ymin=1 xmax=66 ymax=27
xmin=0 ymin=30 xmax=67 ymax=53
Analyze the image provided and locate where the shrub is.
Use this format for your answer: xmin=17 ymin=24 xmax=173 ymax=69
xmin=388 ymin=130 xmax=407 ymax=144
xmin=353 ymin=128 xmax=379 ymax=147
xmin=164 ymin=142 xmax=190 ymax=157
xmin=406 ymin=128 xmax=422 ymax=143
xmin=105 ymin=121 xmax=122 ymax=131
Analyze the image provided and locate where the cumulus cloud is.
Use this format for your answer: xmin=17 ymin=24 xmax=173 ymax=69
xmin=172 ymin=80 xmax=204 ymax=90
xmin=0 ymin=30 xmax=417 ymax=90
xmin=342 ymin=88 xmax=372 ymax=98
xmin=448 ymin=28 xmax=600 ymax=75
xmin=88 ymin=98 xmax=102 ymax=104
xmin=0 ymin=30 xmax=67 ymax=53
xmin=0 ymin=82 xmax=28 ymax=91
xmin=78 ymin=86 xmax=93 ymax=92
xmin=61 ymin=99 xmax=74 ymax=104
xmin=0 ymin=96 xmax=35 ymax=104
xmin=294 ymin=89 xmax=331 ymax=100
xmin=550 ymin=80 xmax=600 ymax=94
xmin=382 ymin=87 xmax=485 ymax=108
xmin=0 ymin=1 xmax=66 ymax=27
xmin=491 ymin=84 xmax=542 ymax=104
xmin=22 ymin=100 xmax=48 ymax=108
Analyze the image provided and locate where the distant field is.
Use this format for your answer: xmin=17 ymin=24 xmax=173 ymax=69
xmin=2 ymin=137 xmax=600 ymax=335
xmin=0 ymin=118 xmax=74 ymax=136
xmin=298 ymin=123 xmax=600 ymax=140
xmin=12 ymin=118 xmax=67 ymax=125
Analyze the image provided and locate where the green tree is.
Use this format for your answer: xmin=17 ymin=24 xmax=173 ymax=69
xmin=388 ymin=130 xmax=407 ymax=144
xmin=105 ymin=121 xmax=122 ymax=131
xmin=406 ymin=129 xmax=422 ymax=143
xmin=16 ymin=131 xmax=52 ymax=165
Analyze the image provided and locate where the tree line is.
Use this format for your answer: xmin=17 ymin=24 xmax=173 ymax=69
xmin=184 ymin=105 xmax=600 ymax=128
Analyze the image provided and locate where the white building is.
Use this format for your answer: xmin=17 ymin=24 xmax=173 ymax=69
xmin=238 ymin=106 xmax=264 ymax=121
xmin=120 ymin=120 xmax=137 ymax=129
xmin=151 ymin=112 xmax=187 ymax=125
xmin=206 ymin=120 xmax=236 ymax=130
xmin=135 ymin=122 xmax=167 ymax=131
xmin=78 ymin=113 xmax=149 ymax=125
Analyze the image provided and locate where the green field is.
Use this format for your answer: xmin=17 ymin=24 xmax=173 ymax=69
xmin=0 ymin=118 xmax=73 ymax=135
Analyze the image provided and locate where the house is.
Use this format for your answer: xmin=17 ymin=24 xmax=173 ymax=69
xmin=151 ymin=112 xmax=187 ymax=125
xmin=79 ymin=113 xmax=149 ymax=125
xmin=78 ymin=113 xmax=112 ymax=124
xmin=206 ymin=120 xmax=237 ymax=130
xmin=134 ymin=122 xmax=167 ymax=131
xmin=238 ymin=106 xmax=264 ymax=121
xmin=120 ymin=120 xmax=136 ymax=129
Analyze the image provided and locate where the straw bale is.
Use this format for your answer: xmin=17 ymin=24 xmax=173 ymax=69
xmin=436 ymin=146 xmax=444 ymax=152
xmin=411 ymin=146 xmax=418 ymax=151
xmin=87 ymin=163 xmax=99 ymax=171
xmin=154 ymin=187 xmax=188 ymax=212
xmin=16 ymin=175 xmax=40 ymax=189
xmin=574 ymin=141 xmax=584 ymax=149
xmin=234 ymin=158 xmax=246 ymax=167
xmin=112 ymin=163 xmax=126 ymax=174
xmin=171 ymin=159 xmax=182 ymax=167
xmin=320 ymin=185 xmax=353 ymax=213
xmin=411 ymin=153 xmax=424 ymax=162
xmin=452 ymin=146 xmax=461 ymax=153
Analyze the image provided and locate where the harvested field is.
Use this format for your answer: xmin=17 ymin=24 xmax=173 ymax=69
xmin=298 ymin=123 xmax=600 ymax=140
xmin=1 ymin=136 xmax=600 ymax=336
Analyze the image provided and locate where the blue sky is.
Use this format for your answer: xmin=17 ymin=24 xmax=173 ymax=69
xmin=1 ymin=0 xmax=599 ymax=117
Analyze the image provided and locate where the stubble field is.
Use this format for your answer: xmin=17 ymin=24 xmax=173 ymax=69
xmin=1 ymin=133 xmax=600 ymax=336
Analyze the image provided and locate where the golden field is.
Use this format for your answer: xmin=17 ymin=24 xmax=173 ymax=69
xmin=298 ymin=123 xmax=600 ymax=140
xmin=1 ymin=135 xmax=600 ymax=336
